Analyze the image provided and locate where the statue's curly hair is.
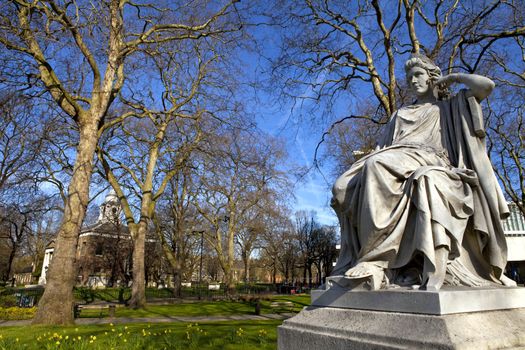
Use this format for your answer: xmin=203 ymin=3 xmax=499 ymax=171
xmin=404 ymin=54 xmax=450 ymax=100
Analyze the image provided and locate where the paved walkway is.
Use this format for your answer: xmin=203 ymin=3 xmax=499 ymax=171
xmin=0 ymin=313 xmax=294 ymax=327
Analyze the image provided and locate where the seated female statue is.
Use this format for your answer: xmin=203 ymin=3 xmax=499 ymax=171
xmin=331 ymin=54 xmax=515 ymax=290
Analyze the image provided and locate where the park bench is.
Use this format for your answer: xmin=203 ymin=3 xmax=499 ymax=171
xmin=269 ymin=301 xmax=294 ymax=312
xmin=73 ymin=303 xmax=117 ymax=318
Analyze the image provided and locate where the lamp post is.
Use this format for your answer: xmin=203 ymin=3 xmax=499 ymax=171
xmin=197 ymin=230 xmax=204 ymax=300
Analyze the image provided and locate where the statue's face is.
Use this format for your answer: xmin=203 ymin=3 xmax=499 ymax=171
xmin=407 ymin=66 xmax=431 ymax=96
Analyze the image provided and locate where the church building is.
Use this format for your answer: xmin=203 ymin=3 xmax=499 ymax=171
xmin=39 ymin=190 xmax=133 ymax=287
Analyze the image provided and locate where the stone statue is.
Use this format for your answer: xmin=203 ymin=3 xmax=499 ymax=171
xmin=330 ymin=54 xmax=516 ymax=291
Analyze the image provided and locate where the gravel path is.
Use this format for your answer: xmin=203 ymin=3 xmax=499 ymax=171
xmin=0 ymin=313 xmax=294 ymax=327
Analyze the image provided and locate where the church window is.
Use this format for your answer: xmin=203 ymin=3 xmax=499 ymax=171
xmin=95 ymin=243 xmax=103 ymax=256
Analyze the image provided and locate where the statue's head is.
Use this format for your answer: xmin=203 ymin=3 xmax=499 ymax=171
xmin=405 ymin=54 xmax=442 ymax=81
xmin=404 ymin=54 xmax=448 ymax=99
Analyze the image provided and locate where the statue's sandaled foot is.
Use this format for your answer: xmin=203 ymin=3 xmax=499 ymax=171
xmin=344 ymin=262 xmax=383 ymax=278
xmin=500 ymin=274 xmax=517 ymax=287
xmin=344 ymin=262 xmax=385 ymax=290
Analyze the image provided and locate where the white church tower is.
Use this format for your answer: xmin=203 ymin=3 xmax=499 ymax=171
xmin=97 ymin=189 xmax=121 ymax=224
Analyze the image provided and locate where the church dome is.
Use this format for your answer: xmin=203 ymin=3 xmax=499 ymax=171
xmin=104 ymin=189 xmax=119 ymax=204
xmin=97 ymin=189 xmax=121 ymax=223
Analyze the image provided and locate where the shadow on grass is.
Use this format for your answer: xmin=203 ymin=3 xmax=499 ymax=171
xmin=1 ymin=320 xmax=281 ymax=350
xmin=78 ymin=294 xmax=309 ymax=319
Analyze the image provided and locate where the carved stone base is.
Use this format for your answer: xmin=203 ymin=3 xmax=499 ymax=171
xmin=279 ymin=287 xmax=525 ymax=349
xmin=312 ymin=285 xmax=525 ymax=315
xmin=278 ymin=306 xmax=525 ymax=350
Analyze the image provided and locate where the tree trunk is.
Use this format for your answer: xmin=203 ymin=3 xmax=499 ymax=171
xmin=245 ymin=258 xmax=250 ymax=283
xmin=158 ymin=234 xmax=182 ymax=297
xmin=220 ymin=259 xmax=234 ymax=295
xmin=242 ymin=253 xmax=250 ymax=283
xmin=226 ymin=227 xmax=236 ymax=295
xmin=226 ymin=269 xmax=236 ymax=295
xmin=32 ymin=121 xmax=98 ymax=325
xmin=172 ymin=268 xmax=182 ymax=298
xmin=129 ymin=221 xmax=146 ymax=308
xmin=316 ymin=262 xmax=322 ymax=285
xmin=6 ymin=242 xmax=17 ymax=282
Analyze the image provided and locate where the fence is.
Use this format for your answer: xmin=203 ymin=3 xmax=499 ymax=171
xmin=0 ymin=286 xmax=44 ymax=307
xmin=0 ymin=283 xmax=299 ymax=307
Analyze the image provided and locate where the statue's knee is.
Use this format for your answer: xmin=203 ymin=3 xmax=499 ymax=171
xmin=332 ymin=178 xmax=347 ymax=205
xmin=364 ymin=153 xmax=391 ymax=173
xmin=363 ymin=156 xmax=378 ymax=173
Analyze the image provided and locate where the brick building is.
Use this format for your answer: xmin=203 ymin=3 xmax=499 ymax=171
xmin=40 ymin=190 xmax=133 ymax=287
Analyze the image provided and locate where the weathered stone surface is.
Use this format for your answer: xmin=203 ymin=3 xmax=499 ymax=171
xmin=311 ymin=285 xmax=525 ymax=315
xmin=278 ymin=306 xmax=525 ymax=350
xmin=282 ymin=55 xmax=525 ymax=350
xmin=331 ymin=55 xmax=512 ymax=291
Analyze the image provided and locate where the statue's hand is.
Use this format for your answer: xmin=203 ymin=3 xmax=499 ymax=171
xmin=438 ymin=73 xmax=494 ymax=101
xmin=435 ymin=73 xmax=459 ymax=88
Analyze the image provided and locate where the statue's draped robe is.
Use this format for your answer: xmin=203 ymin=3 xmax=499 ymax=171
xmin=332 ymin=91 xmax=509 ymax=286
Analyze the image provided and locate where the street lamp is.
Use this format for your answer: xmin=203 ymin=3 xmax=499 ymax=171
xmin=199 ymin=231 xmax=204 ymax=289
xmin=193 ymin=230 xmax=205 ymax=300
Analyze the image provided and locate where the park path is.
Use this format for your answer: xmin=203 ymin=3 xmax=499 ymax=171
xmin=0 ymin=313 xmax=294 ymax=327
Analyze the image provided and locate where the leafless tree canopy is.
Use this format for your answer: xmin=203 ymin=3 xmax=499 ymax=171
xmin=0 ymin=0 xmax=522 ymax=326
xmin=271 ymin=1 xmax=524 ymax=210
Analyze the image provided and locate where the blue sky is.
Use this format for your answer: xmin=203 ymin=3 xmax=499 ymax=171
xmin=292 ymin=132 xmax=337 ymax=225
xmin=218 ymin=20 xmax=344 ymax=227
xmin=249 ymin=79 xmax=339 ymax=226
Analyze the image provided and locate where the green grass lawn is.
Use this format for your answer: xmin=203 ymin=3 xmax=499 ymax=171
xmin=0 ymin=294 xmax=311 ymax=349
xmin=78 ymin=294 xmax=311 ymax=318
xmin=0 ymin=320 xmax=281 ymax=349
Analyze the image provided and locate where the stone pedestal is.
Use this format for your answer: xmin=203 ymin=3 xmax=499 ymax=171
xmin=278 ymin=287 xmax=525 ymax=349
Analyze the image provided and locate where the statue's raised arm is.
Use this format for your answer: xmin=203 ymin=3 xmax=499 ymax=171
xmin=330 ymin=54 xmax=514 ymax=291
xmin=435 ymin=72 xmax=495 ymax=102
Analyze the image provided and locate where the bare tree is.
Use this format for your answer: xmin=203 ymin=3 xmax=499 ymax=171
xmin=96 ymin=47 xmax=214 ymax=308
xmin=294 ymin=210 xmax=319 ymax=287
xmin=0 ymin=92 xmax=39 ymax=195
xmin=236 ymin=222 xmax=261 ymax=283
xmin=312 ymin=225 xmax=338 ymax=285
xmin=95 ymin=20 xmax=249 ymax=305
xmin=0 ymin=0 xmax=243 ymax=324
xmin=0 ymin=92 xmax=44 ymax=281
xmin=154 ymin=169 xmax=202 ymax=296
xmin=195 ymin=128 xmax=287 ymax=293
xmin=273 ymin=1 xmax=525 ymax=187
xmin=259 ymin=210 xmax=297 ymax=284
xmin=0 ymin=205 xmax=30 ymax=282
xmin=485 ymin=47 xmax=525 ymax=215
xmin=0 ymin=194 xmax=59 ymax=282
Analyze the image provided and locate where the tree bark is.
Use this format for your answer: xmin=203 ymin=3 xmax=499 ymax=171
xmin=157 ymin=230 xmax=182 ymax=297
xmin=226 ymin=237 xmax=236 ymax=295
xmin=6 ymin=240 xmax=17 ymax=282
xmin=32 ymin=120 xmax=98 ymax=325
xmin=303 ymin=266 xmax=307 ymax=287
xmin=242 ymin=252 xmax=250 ymax=283
xmin=172 ymin=267 xmax=182 ymax=298
xmin=244 ymin=257 xmax=250 ymax=283
xmin=128 ymin=221 xmax=146 ymax=308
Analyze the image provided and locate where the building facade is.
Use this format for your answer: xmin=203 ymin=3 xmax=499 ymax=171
xmin=39 ymin=190 xmax=133 ymax=288
xmin=503 ymin=203 xmax=525 ymax=283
